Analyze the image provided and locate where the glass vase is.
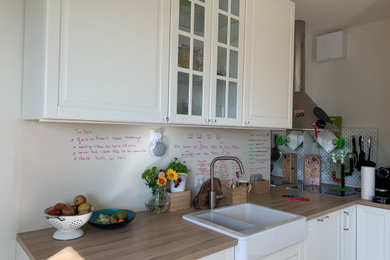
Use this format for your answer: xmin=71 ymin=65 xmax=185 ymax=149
xmin=145 ymin=187 xmax=170 ymax=215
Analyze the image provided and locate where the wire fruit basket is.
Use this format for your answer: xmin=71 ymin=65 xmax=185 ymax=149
xmin=44 ymin=206 xmax=93 ymax=240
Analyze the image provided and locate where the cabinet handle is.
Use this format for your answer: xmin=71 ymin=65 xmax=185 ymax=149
xmin=343 ymin=211 xmax=350 ymax=231
xmin=245 ymin=121 xmax=250 ymax=125
xmin=206 ymin=119 xmax=211 ymax=123
xmin=212 ymin=119 xmax=217 ymax=123
xmin=317 ymin=215 xmax=330 ymax=222
xmin=164 ymin=116 xmax=169 ymax=122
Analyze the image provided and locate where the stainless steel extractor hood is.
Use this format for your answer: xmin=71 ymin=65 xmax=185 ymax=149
xmin=292 ymin=20 xmax=338 ymax=131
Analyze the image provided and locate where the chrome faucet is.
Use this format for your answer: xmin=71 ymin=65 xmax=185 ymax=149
xmin=209 ymin=156 xmax=246 ymax=209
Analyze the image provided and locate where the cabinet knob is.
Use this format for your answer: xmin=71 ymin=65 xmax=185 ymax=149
xmin=206 ymin=119 xmax=211 ymax=123
xmin=164 ymin=116 xmax=169 ymax=122
xmin=245 ymin=121 xmax=250 ymax=125
xmin=212 ymin=119 xmax=217 ymax=123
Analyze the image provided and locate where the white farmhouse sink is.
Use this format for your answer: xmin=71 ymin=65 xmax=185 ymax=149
xmin=183 ymin=203 xmax=306 ymax=260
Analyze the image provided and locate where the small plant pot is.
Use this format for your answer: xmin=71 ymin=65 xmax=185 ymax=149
xmin=170 ymin=175 xmax=187 ymax=193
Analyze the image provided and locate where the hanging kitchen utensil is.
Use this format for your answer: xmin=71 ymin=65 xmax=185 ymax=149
xmin=344 ymin=152 xmax=357 ymax=175
xmin=312 ymin=123 xmax=318 ymax=139
xmin=313 ymin=107 xmax=333 ymax=124
xmin=356 ymin=136 xmax=366 ymax=171
xmin=276 ymin=136 xmax=285 ymax=146
xmin=364 ymin=136 xmax=376 ymax=167
xmin=316 ymin=119 xmax=326 ymax=129
xmin=271 ymin=134 xmax=282 ymax=162
xmin=313 ymin=106 xmax=333 ymax=129
xmin=352 ymin=136 xmax=358 ymax=169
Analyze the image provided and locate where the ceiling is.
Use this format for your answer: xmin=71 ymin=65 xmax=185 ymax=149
xmin=291 ymin=0 xmax=390 ymax=35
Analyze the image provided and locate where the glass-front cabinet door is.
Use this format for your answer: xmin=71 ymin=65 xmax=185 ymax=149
xmin=170 ymin=0 xmax=244 ymax=126
xmin=209 ymin=0 xmax=244 ymax=126
xmin=169 ymin=0 xmax=212 ymax=124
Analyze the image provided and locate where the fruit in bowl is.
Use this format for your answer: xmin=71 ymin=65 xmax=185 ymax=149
xmin=74 ymin=195 xmax=87 ymax=206
xmin=88 ymin=209 xmax=136 ymax=229
xmin=44 ymin=195 xmax=93 ymax=240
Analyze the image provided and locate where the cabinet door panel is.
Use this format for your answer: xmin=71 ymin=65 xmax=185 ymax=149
xmin=261 ymin=243 xmax=302 ymax=260
xmin=56 ymin=0 xmax=169 ymax=123
xmin=357 ymin=205 xmax=390 ymax=260
xmin=341 ymin=206 xmax=356 ymax=260
xmin=305 ymin=211 xmax=341 ymax=260
xmin=209 ymin=0 xmax=245 ymax=126
xmin=170 ymin=0 xmax=211 ymax=125
xmin=243 ymin=0 xmax=294 ymax=128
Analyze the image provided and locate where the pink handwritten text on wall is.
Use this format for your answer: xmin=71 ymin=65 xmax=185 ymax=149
xmin=70 ymin=129 xmax=145 ymax=161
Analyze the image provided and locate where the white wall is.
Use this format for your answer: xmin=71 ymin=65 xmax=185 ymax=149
xmin=305 ymin=18 xmax=390 ymax=166
xmin=19 ymin=122 xmax=269 ymax=232
xmin=0 ymin=0 xmax=24 ymax=258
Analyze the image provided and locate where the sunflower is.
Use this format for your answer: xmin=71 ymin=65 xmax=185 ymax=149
xmin=166 ymin=169 xmax=178 ymax=181
xmin=157 ymin=176 xmax=167 ymax=186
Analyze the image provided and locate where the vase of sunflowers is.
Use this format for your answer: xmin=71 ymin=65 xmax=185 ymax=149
xmin=142 ymin=167 xmax=170 ymax=215
xmin=166 ymin=157 xmax=189 ymax=193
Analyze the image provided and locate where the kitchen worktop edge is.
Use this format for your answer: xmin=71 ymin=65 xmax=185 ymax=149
xmin=17 ymin=186 xmax=390 ymax=260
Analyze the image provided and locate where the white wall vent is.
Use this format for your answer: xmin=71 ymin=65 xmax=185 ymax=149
xmin=316 ymin=31 xmax=347 ymax=62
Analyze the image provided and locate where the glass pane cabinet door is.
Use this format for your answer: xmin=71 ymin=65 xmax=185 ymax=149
xmin=211 ymin=0 xmax=243 ymax=125
xmin=170 ymin=0 xmax=211 ymax=124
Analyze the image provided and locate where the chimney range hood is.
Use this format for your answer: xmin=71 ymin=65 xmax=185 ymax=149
xmin=292 ymin=20 xmax=338 ymax=131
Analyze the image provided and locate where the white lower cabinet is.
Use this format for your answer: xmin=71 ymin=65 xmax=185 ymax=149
xmin=303 ymin=206 xmax=356 ymax=260
xmin=341 ymin=206 xmax=357 ymax=260
xmin=305 ymin=210 xmax=342 ymax=260
xmin=16 ymin=241 xmax=30 ymax=260
xmin=198 ymin=247 xmax=235 ymax=260
xmin=357 ymin=205 xmax=390 ymax=260
xmin=261 ymin=243 xmax=304 ymax=260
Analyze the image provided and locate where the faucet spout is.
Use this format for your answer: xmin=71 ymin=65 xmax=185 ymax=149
xmin=209 ymin=156 xmax=245 ymax=209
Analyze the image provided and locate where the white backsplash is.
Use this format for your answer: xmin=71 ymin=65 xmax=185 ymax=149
xmin=19 ymin=121 xmax=270 ymax=232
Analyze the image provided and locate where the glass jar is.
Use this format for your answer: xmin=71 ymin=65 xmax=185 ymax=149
xmin=145 ymin=187 xmax=170 ymax=215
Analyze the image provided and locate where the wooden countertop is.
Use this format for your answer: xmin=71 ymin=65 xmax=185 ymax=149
xmin=17 ymin=209 xmax=237 ymax=260
xmin=248 ymin=185 xmax=390 ymax=220
xmin=18 ymin=186 xmax=390 ymax=260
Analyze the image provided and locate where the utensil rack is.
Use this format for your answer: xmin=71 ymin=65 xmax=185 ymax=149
xmin=271 ymin=128 xmax=377 ymax=187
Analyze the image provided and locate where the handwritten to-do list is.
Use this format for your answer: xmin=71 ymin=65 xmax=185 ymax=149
xmin=173 ymin=131 xmax=270 ymax=188
xmin=70 ymin=128 xmax=146 ymax=161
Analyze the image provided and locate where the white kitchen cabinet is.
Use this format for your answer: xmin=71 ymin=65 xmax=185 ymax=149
xmin=261 ymin=243 xmax=304 ymax=260
xmin=197 ymin=247 xmax=234 ymax=260
xmin=16 ymin=242 xmax=30 ymax=260
xmin=304 ymin=210 xmax=342 ymax=260
xmin=357 ymin=205 xmax=390 ymax=260
xmin=169 ymin=0 xmax=245 ymax=126
xmin=341 ymin=205 xmax=356 ymax=260
xmin=23 ymin=0 xmax=170 ymax=123
xmin=243 ymin=0 xmax=294 ymax=129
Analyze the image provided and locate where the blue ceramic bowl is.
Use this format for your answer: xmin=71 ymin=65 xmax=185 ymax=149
xmin=88 ymin=209 xmax=136 ymax=229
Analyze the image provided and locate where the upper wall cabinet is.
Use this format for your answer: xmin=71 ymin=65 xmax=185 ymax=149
xmin=243 ymin=0 xmax=294 ymax=129
xmin=169 ymin=0 xmax=245 ymax=126
xmin=23 ymin=0 xmax=170 ymax=123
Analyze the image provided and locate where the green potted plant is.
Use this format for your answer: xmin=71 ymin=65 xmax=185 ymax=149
xmin=166 ymin=157 xmax=189 ymax=193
